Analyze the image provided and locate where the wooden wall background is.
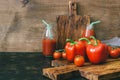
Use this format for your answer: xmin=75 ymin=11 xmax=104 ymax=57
xmin=0 ymin=0 xmax=120 ymax=52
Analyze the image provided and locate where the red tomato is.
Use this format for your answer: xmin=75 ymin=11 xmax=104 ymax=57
xmin=62 ymin=52 xmax=67 ymax=59
xmin=110 ymin=48 xmax=120 ymax=58
xmin=107 ymin=46 xmax=112 ymax=57
xmin=107 ymin=46 xmax=112 ymax=52
xmin=118 ymin=48 xmax=120 ymax=53
xmin=74 ymin=55 xmax=85 ymax=67
xmin=53 ymin=51 xmax=62 ymax=59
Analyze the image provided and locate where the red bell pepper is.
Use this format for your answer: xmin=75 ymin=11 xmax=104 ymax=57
xmin=80 ymin=36 xmax=108 ymax=64
xmin=65 ymin=39 xmax=76 ymax=62
xmin=74 ymin=40 xmax=86 ymax=56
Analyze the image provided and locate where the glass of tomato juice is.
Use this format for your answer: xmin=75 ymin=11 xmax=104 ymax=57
xmin=42 ymin=20 xmax=57 ymax=57
xmin=42 ymin=38 xmax=56 ymax=57
xmin=82 ymin=29 xmax=95 ymax=38
xmin=82 ymin=21 xmax=101 ymax=38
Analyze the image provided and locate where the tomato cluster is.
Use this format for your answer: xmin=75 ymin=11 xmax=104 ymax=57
xmin=53 ymin=50 xmax=66 ymax=60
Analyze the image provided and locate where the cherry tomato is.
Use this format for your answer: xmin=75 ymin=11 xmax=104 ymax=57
xmin=74 ymin=55 xmax=85 ymax=67
xmin=109 ymin=48 xmax=120 ymax=58
xmin=53 ymin=51 xmax=62 ymax=59
xmin=117 ymin=48 xmax=120 ymax=53
xmin=116 ymin=48 xmax=120 ymax=56
xmin=107 ymin=46 xmax=112 ymax=57
xmin=62 ymin=52 xmax=66 ymax=59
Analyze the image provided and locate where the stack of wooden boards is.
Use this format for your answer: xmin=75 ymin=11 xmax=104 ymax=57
xmin=43 ymin=58 xmax=120 ymax=80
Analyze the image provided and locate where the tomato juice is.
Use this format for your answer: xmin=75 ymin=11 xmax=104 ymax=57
xmin=82 ymin=29 xmax=95 ymax=39
xmin=42 ymin=39 xmax=56 ymax=56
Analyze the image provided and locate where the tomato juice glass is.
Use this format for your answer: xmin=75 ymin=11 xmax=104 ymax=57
xmin=42 ymin=38 xmax=56 ymax=56
xmin=82 ymin=29 xmax=95 ymax=39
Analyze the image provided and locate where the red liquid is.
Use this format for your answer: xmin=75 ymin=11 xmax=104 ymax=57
xmin=82 ymin=29 xmax=95 ymax=38
xmin=42 ymin=39 xmax=56 ymax=56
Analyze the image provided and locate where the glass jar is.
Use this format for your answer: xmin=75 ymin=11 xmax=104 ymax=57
xmin=42 ymin=20 xmax=56 ymax=57
xmin=42 ymin=38 xmax=56 ymax=56
xmin=82 ymin=21 xmax=101 ymax=39
xmin=82 ymin=27 xmax=95 ymax=39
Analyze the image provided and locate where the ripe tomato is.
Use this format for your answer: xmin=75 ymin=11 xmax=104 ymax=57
xmin=107 ymin=46 xmax=112 ymax=52
xmin=110 ymin=48 xmax=120 ymax=58
xmin=62 ymin=52 xmax=66 ymax=59
xmin=53 ymin=51 xmax=62 ymax=59
xmin=74 ymin=55 xmax=85 ymax=67
xmin=117 ymin=48 xmax=120 ymax=53
xmin=107 ymin=46 xmax=112 ymax=57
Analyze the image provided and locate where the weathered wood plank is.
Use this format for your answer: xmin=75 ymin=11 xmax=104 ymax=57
xmin=51 ymin=58 xmax=120 ymax=67
xmin=43 ymin=64 xmax=80 ymax=80
xmin=43 ymin=58 xmax=120 ymax=80
xmin=51 ymin=59 xmax=72 ymax=67
xmin=0 ymin=0 xmax=120 ymax=51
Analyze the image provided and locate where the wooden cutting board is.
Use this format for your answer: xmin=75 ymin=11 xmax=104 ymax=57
xmin=43 ymin=58 xmax=120 ymax=80
xmin=56 ymin=0 xmax=90 ymax=49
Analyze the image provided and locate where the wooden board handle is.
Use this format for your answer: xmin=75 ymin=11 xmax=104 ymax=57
xmin=68 ymin=0 xmax=77 ymax=16
xmin=73 ymin=0 xmax=77 ymax=16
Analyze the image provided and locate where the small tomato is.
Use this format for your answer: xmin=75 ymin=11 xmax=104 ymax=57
xmin=110 ymin=48 xmax=120 ymax=58
xmin=118 ymin=48 xmax=120 ymax=53
xmin=62 ymin=52 xmax=66 ymax=59
xmin=74 ymin=55 xmax=85 ymax=67
xmin=53 ymin=51 xmax=62 ymax=59
xmin=107 ymin=46 xmax=112 ymax=56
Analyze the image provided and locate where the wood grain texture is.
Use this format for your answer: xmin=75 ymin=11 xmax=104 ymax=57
xmin=43 ymin=58 xmax=120 ymax=80
xmin=0 ymin=0 xmax=120 ymax=51
xmin=57 ymin=14 xmax=90 ymax=49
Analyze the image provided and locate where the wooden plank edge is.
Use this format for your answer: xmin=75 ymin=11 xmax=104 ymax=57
xmin=42 ymin=65 xmax=81 ymax=80
xmin=51 ymin=58 xmax=120 ymax=67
